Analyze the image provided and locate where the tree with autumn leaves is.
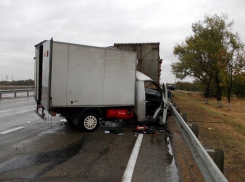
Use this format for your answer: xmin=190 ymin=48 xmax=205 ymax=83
xmin=172 ymin=14 xmax=245 ymax=109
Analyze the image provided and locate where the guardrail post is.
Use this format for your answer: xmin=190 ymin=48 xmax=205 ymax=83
xmin=14 ymin=92 xmax=17 ymax=97
xmin=175 ymin=107 xmax=180 ymax=113
xmin=180 ymin=113 xmax=187 ymax=123
xmin=27 ymin=91 xmax=29 ymax=96
xmin=188 ymin=124 xmax=198 ymax=138
xmin=206 ymin=149 xmax=224 ymax=173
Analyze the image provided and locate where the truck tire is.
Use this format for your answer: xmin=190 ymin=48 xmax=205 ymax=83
xmin=79 ymin=112 xmax=99 ymax=132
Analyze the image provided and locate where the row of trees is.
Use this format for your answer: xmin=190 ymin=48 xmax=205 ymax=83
xmin=174 ymin=77 xmax=245 ymax=98
xmin=0 ymin=79 xmax=34 ymax=85
xmin=172 ymin=14 xmax=245 ymax=109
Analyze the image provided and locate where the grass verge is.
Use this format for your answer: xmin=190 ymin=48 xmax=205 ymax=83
xmin=172 ymin=91 xmax=245 ymax=181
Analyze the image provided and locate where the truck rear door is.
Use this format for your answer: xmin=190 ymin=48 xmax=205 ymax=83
xmin=34 ymin=45 xmax=41 ymax=102
xmin=34 ymin=39 xmax=53 ymax=111
xmin=41 ymin=39 xmax=53 ymax=111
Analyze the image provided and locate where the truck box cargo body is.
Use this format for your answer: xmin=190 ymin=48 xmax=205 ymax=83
xmin=34 ymin=39 xmax=169 ymax=132
xmin=35 ymin=40 xmax=136 ymax=110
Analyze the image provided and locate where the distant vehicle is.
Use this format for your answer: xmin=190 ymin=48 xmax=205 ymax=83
xmin=34 ymin=39 xmax=170 ymax=131
xmin=167 ymin=85 xmax=176 ymax=91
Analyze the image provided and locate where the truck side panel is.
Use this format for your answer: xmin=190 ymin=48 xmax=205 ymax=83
xmin=51 ymin=42 xmax=69 ymax=106
xmin=103 ymin=48 xmax=136 ymax=105
xmin=37 ymin=40 xmax=137 ymax=109
xmin=66 ymin=44 xmax=105 ymax=106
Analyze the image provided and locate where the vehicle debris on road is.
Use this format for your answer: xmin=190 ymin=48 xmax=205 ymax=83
xmin=105 ymin=129 xmax=124 ymax=135
xmin=133 ymin=125 xmax=160 ymax=135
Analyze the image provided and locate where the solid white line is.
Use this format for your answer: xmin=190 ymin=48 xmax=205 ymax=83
xmin=0 ymin=126 xmax=24 ymax=134
xmin=16 ymin=100 xmax=34 ymax=104
xmin=121 ymin=134 xmax=143 ymax=182
xmin=0 ymin=109 xmax=13 ymax=113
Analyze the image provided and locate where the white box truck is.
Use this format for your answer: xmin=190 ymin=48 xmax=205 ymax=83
xmin=34 ymin=39 xmax=169 ymax=131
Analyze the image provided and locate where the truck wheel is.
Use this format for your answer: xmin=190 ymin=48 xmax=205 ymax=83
xmin=79 ymin=113 xmax=99 ymax=132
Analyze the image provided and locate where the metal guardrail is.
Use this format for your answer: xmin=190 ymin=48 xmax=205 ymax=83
xmin=0 ymin=89 xmax=34 ymax=98
xmin=0 ymin=86 xmax=33 ymax=90
xmin=169 ymin=102 xmax=228 ymax=182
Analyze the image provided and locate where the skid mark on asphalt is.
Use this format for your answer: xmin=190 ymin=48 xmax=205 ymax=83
xmin=0 ymin=135 xmax=87 ymax=180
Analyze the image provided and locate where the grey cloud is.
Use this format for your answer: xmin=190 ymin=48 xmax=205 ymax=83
xmin=0 ymin=0 xmax=244 ymax=82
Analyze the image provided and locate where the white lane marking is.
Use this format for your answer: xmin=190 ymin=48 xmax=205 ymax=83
xmin=15 ymin=109 xmax=33 ymax=114
xmin=0 ymin=109 xmax=14 ymax=113
xmin=121 ymin=134 xmax=143 ymax=182
xmin=16 ymin=100 xmax=34 ymax=104
xmin=0 ymin=126 xmax=24 ymax=134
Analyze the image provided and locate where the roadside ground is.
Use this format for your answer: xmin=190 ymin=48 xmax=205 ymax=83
xmin=172 ymin=91 xmax=245 ymax=182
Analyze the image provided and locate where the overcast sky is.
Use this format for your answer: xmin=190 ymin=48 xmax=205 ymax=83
xmin=0 ymin=0 xmax=244 ymax=83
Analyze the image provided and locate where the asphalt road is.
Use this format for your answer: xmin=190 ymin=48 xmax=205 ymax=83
xmin=0 ymin=95 xmax=179 ymax=182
